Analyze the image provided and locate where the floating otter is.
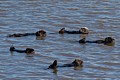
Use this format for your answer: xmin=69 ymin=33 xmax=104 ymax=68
xmin=79 ymin=37 xmax=115 ymax=45
xmin=10 ymin=46 xmax=35 ymax=54
xmin=7 ymin=30 xmax=46 ymax=37
xmin=48 ymin=59 xmax=83 ymax=69
xmin=59 ymin=27 xmax=89 ymax=34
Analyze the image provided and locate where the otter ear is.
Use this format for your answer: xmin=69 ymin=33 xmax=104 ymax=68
xmin=10 ymin=46 xmax=15 ymax=51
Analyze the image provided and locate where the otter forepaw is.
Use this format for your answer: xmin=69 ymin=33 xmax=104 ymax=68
xmin=10 ymin=46 xmax=15 ymax=51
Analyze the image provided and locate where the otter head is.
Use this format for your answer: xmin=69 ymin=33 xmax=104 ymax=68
xmin=59 ymin=28 xmax=65 ymax=34
xmin=72 ymin=59 xmax=83 ymax=66
xmin=48 ymin=60 xmax=57 ymax=69
xmin=79 ymin=38 xmax=86 ymax=43
xmin=36 ymin=30 xmax=46 ymax=37
xmin=25 ymin=48 xmax=35 ymax=54
xmin=79 ymin=27 xmax=89 ymax=34
xmin=104 ymin=37 xmax=115 ymax=44
xmin=10 ymin=46 xmax=15 ymax=51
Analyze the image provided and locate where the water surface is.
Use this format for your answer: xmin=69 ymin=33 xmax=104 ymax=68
xmin=0 ymin=0 xmax=120 ymax=80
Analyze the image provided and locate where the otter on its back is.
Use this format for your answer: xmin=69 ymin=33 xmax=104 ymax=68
xmin=79 ymin=37 xmax=115 ymax=46
xmin=9 ymin=46 xmax=35 ymax=54
xmin=59 ymin=27 xmax=89 ymax=34
xmin=7 ymin=30 xmax=46 ymax=37
xmin=48 ymin=59 xmax=83 ymax=69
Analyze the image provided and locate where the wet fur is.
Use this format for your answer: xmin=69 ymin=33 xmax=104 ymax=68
xmin=10 ymin=46 xmax=35 ymax=54
xmin=7 ymin=30 xmax=46 ymax=37
xmin=59 ymin=27 xmax=89 ymax=34
xmin=79 ymin=37 xmax=115 ymax=45
xmin=48 ymin=59 xmax=83 ymax=69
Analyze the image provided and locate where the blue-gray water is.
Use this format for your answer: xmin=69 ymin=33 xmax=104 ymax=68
xmin=0 ymin=0 xmax=120 ymax=80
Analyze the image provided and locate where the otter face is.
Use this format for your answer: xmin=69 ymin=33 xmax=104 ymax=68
xmin=25 ymin=48 xmax=35 ymax=54
xmin=79 ymin=27 xmax=89 ymax=34
xmin=59 ymin=28 xmax=65 ymax=34
xmin=72 ymin=59 xmax=83 ymax=66
xmin=36 ymin=30 xmax=46 ymax=37
xmin=104 ymin=37 xmax=115 ymax=44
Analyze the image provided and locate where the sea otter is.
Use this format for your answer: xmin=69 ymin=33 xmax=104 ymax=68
xmin=10 ymin=46 xmax=35 ymax=54
xmin=7 ymin=30 xmax=46 ymax=37
xmin=79 ymin=37 xmax=115 ymax=45
xmin=59 ymin=27 xmax=89 ymax=34
xmin=48 ymin=59 xmax=83 ymax=69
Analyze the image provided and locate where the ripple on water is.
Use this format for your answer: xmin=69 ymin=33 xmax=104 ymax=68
xmin=0 ymin=0 xmax=120 ymax=80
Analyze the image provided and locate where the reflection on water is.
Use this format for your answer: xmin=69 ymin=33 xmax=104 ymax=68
xmin=36 ymin=36 xmax=46 ymax=40
xmin=0 ymin=0 xmax=120 ymax=79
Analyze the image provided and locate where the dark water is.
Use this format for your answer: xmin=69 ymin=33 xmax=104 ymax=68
xmin=0 ymin=0 xmax=120 ymax=80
